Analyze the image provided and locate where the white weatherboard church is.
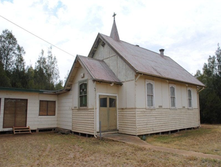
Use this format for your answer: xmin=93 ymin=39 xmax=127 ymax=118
xmin=0 ymin=16 xmax=204 ymax=136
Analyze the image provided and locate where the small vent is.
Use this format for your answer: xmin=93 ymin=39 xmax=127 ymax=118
xmin=81 ymin=73 xmax=85 ymax=78
xmin=159 ymin=49 xmax=164 ymax=56
xmin=101 ymin=41 xmax=105 ymax=47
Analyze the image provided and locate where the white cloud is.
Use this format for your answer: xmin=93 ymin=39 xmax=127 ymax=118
xmin=0 ymin=0 xmax=221 ymax=82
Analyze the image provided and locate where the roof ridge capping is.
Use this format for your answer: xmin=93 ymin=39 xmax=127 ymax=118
xmin=102 ymin=33 xmax=170 ymax=58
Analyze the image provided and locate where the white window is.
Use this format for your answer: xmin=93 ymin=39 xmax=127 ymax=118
xmin=188 ymin=89 xmax=192 ymax=108
xmin=79 ymin=82 xmax=87 ymax=107
xmin=146 ymin=81 xmax=154 ymax=108
xmin=170 ymin=85 xmax=176 ymax=108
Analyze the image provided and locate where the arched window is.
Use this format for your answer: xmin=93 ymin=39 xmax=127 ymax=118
xmin=188 ymin=89 xmax=192 ymax=108
xmin=147 ymin=82 xmax=154 ymax=107
xmin=170 ymin=86 xmax=176 ymax=108
xmin=79 ymin=82 xmax=87 ymax=107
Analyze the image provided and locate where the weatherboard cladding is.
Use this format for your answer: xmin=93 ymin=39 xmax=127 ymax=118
xmin=99 ymin=34 xmax=204 ymax=87
xmin=78 ymin=55 xmax=122 ymax=85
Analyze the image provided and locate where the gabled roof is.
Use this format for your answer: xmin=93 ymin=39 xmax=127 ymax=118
xmin=63 ymin=55 xmax=122 ymax=91
xmin=87 ymin=16 xmax=204 ymax=87
xmin=90 ymin=33 xmax=204 ymax=87
xmin=78 ymin=55 xmax=122 ymax=85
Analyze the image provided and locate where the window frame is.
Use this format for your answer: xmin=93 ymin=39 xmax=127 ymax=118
xmin=79 ymin=80 xmax=88 ymax=108
xmin=187 ymin=88 xmax=193 ymax=109
xmin=169 ymin=85 xmax=176 ymax=109
xmin=0 ymin=98 xmax=1 ymax=115
xmin=146 ymin=80 xmax=155 ymax=108
xmin=39 ymin=100 xmax=56 ymax=116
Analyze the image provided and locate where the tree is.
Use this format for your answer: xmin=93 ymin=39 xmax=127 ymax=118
xmin=0 ymin=29 xmax=26 ymax=87
xmin=0 ymin=62 xmax=10 ymax=87
xmin=45 ymin=47 xmax=59 ymax=85
xmin=0 ymin=29 xmax=25 ymax=72
xmin=11 ymin=45 xmax=26 ymax=88
xmin=55 ymin=80 xmax=63 ymax=90
xmin=0 ymin=29 xmax=62 ymax=90
xmin=196 ymin=44 xmax=221 ymax=124
xmin=26 ymin=65 xmax=35 ymax=89
xmin=34 ymin=47 xmax=60 ymax=90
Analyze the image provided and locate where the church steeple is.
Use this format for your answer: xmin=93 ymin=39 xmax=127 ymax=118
xmin=110 ymin=13 xmax=120 ymax=41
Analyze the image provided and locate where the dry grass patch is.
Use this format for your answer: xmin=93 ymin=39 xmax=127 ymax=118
xmin=146 ymin=124 xmax=221 ymax=155
xmin=0 ymin=132 xmax=220 ymax=166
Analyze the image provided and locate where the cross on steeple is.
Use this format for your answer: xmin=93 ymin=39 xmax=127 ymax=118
xmin=113 ymin=13 xmax=116 ymax=20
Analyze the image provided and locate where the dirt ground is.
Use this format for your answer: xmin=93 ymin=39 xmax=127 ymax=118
xmin=0 ymin=132 xmax=221 ymax=167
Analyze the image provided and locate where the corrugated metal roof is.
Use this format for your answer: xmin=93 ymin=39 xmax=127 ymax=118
xmin=99 ymin=34 xmax=204 ymax=86
xmin=78 ymin=55 xmax=122 ymax=85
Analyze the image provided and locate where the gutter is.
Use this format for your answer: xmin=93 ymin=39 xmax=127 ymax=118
xmin=92 ymin=79 xmax=123 ymax=86
xmin=136 ymin=71 xmax=205 ymax=87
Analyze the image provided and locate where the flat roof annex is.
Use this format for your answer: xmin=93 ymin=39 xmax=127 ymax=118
xmin=0 ymin=87 xmax=57 ymax=94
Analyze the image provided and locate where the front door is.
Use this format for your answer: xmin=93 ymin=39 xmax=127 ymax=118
xmin=3 ymin=98 xmax=27 ymax=128
xmin=99 ymin=95 xmax=117 ymax=132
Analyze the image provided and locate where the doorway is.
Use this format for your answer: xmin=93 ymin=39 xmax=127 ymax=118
xmin=99 ymin=95 xmax=117 ymax=132
xmin=3 ymin=98 xmax=27 ymax=128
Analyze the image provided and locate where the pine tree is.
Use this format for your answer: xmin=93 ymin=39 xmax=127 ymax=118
xmin=196 ymin=44 xmax=221 ymax=123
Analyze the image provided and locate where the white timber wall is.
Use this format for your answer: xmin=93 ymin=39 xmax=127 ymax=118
xmin=71 ymin=65 xmax=95 ymax=135
xmin=135 ymin=76 xmax=200 ymax=135
xmin=0 ymin=91 xmax=58 ymax=131
xmin=118 ymin=80 xmax=137 ymax=134
xmin=136 ymin=109 xmax=200 ymax=135
xmin=57 ymin=91 xmax=73 ymax=130
xmin=93 ymin=41 xmax=135 ymax=82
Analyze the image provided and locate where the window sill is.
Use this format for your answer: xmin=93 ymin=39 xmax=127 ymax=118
xmin=78 ymin=107 xmax=88 ymax=110
xmin=39 ymin=115 xmax=56 ymax=116
xmin=170 ymin=107 xmax=177 ymax=110
xmin=146 ymin=107 xmax=156 ymax=110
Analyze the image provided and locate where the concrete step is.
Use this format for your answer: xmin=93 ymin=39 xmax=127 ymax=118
xmin=99 ymin=131 xmax=119 ymax=137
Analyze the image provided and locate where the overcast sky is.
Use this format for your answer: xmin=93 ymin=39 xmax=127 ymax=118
xmin=0 ymin=0 xmax=220 ymax=83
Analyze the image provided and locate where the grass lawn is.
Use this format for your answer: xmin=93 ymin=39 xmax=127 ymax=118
xmin=146 ymin=124 xmax=221 ymax=156
xmin=0 ymin=130 xmax=221 ymax=166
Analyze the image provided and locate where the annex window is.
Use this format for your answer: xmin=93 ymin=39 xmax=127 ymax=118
xmin=39 ymin=101 xmax=56 ymax=116
xmin=79 ymin=82 xmax=87 ymax=107
xmin=147 ymin=82 xmax=154 ymax=107
xmin=188 ymin=89 xmax=192 ymax=108
xmin=170 ymin=86 xmax=176 ymax=108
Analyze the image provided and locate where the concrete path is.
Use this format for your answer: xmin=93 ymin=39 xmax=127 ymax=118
xmin=102 ymin=133 xmax=221 ymax=160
